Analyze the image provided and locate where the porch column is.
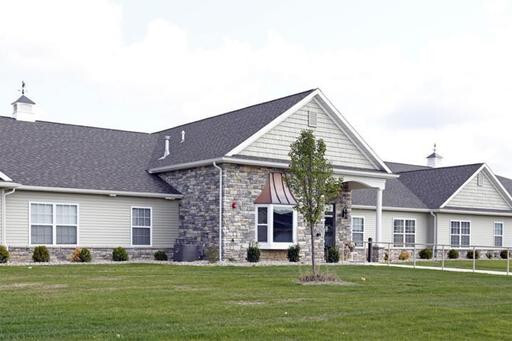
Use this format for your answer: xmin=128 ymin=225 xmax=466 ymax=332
xmin=376 ymin=188 xmax=383 ymax=243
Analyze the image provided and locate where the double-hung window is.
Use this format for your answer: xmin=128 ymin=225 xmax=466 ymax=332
xmin=30 ymin=203 xmax=78 ymax=245
xmin=393 ymin=218 xmax=415 ymax=247
xmin=351 ymin=217 xmax=364 ymax=247
xmin=451 ymin=220 xmax=470 ymax=247
xmin=494 ymin=222 xmax=504 ymax=247
xmin=255 ymin=205 xmax=296 ymax=249
xmin=132 ymin=207 xmax=152 ymax=246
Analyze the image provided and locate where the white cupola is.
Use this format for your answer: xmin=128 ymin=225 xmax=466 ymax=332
xmin=426 ymin=144 xmax=443 ymax=168
xmin=12 ymin=81 xmax=37 ymax=122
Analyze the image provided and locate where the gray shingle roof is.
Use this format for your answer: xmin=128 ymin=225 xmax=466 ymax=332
xmin=0 ymin=116 xmax=179 ymax=195
xmin=148 ymin=89 xmax=316 ymax=170
xmin=353 ymin=163 xmax=484 ymax=209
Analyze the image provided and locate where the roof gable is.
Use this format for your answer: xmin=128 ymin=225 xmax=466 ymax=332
xmin=235 ymin=96 xmax=379 ymax=170
xmin=443 ymin=166 xmax=512 ymax=210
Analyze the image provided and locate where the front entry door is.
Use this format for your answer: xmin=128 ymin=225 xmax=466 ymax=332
xmin=324 ymin=204 xmax=335 ymax=249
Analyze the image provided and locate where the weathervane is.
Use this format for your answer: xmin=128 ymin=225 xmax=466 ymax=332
xmin=433 ymin=143 xmax=437 ymax=154
xmin=21 ymin=81 xmax=26 ymax=95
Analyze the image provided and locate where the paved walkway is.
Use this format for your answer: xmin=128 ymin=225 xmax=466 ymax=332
xmin=368 ymin=262 xmax=511 ymax=276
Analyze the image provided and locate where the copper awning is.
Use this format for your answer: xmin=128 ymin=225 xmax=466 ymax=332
xmin=254 ymin=172 xmax=297 ymax=205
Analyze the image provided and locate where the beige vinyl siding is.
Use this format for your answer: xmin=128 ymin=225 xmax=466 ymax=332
xmin=351 ymin=209 xmax=431 ymax=246
xmin=239 ymin=99 xmax=378 ymax=170
xmin=447 ymin=170 xmax=511 ymax=210
xmin=5 ymin=190 xmax=179 ymax=248
xmin=436 ymin=213 xmax=512 ymax=247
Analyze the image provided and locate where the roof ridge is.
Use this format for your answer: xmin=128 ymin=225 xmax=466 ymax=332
xmin=0 ymin=115 xmax=150 ymax=135
xmin=397 ymin=162 xmax=484 ymax=174
xmin=151 ymin=88 xmax=317 ymax=134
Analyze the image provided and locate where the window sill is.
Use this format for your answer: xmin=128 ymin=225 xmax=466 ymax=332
xmin=259 ymin=243 xmax=294 ymax=250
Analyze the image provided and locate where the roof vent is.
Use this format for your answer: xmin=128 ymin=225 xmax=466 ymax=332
xmin=181 ymin=130 xmax=185 ymax=143
xmin=159 ymin=136 xmax=171 ymax=160
xmin=12 ymin=81 xmax=37 ymax=122
xmin=426 ymin=143 xmax=443 ymax=168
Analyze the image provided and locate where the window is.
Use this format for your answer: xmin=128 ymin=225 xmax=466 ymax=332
xmin=393 ymin=218 xmax=415 ymax=247
xmin=255 ymin=205 xmax=296 ymax=248
xmin=352 ymin=217 xmax=364 ymax=247
xmin=132 ymin=207 xmax=152 ymax=246
xmin=30 ymin=203 xmax=78 ymax=245
xmin=451 ymin=220 xmax=470 ymax=247
xmin=308 ymin=111 xmax=317 ymax=127
xmin=494 ymin=222 xmax=504 ymax=247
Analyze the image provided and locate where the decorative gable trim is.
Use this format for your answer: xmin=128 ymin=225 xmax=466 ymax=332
xmin=225 ymin=89 xmax=392 ymax=174
xmin=440 ymin=164 xmax=512 ymax=209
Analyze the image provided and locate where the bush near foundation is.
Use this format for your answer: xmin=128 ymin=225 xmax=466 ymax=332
xmin=398 ymin=250 xmax=410 ymax=261
xmin=419 ymin=248 xmax=433 ymax=259
xmin=0 ymin=245 xmax=9 ymax=263
xmin=466 ymin=250 xmax=480 ymax=259
xmin=448 ymin=249 xmax=459 ymax=259
xmin=32 ymin=246 xmax=50 ymax=262
xmin=247 ymin=243 xmax=260 ymax=263
xmin=325 ymin=247 xmax=339 ymax=263
xmin=287 ymin=244 xmax=300 ymax=262
xmin=500 ymin=250 xmax=510 ymax=259
xmin=79 ymin=248 xmax=92 ymax=262
xmin=112 ymin=247 xmax=128 ymax=262
xmin=154 ymin=250 xmax=168 ymax=261
xmin=205 ymin=246 xmax=218 ymax=263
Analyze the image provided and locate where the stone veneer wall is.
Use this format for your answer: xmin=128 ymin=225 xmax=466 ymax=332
xmin=335 ymin=184 xmax=353 ymax=252
xmin=159 ymin=166 xmax=220 ymax=255
xmin=7 ymin=247 xmax=171 ymax=263
xmin=222 ymin=164 xmax=326 ymax=263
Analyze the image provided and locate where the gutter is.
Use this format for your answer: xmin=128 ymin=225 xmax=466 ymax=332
xmin=15 ymin=185 xmax=182 ymax=199
xmin=212 ymin=162 xmax=223 ymax=262
xmin=149 ymin=157 xmax=399 ymax=179
xmin=430 ymin=211 xmax=437 ymax=251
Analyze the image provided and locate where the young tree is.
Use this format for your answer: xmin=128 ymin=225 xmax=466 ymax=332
xmin=287 ymin=130 xmax=343 ymax=275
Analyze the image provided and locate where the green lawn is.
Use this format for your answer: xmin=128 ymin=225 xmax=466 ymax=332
xmin=404 ymin=259 xmax=511 ymax=272
xmin=1 ymin=264 xmax=512 ymax=340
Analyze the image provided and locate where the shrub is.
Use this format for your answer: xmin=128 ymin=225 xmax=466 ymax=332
xmin=448 ymin=249 xmax=459 ymax=259
xmin=246 ymin=243 xmax=260 ymax=263
xmin=325 ymin=247 xmax=339 ymax=263
xmin=299 ymin=272 xmax=339 ymax=283
xmin=205 ymin=246 xmax=218 ymax=263
xmin=70 ymin=248 xmax=82 ymax=262
xmin=112 ymin=247 xmax=128 ymax=262
xmin=32 ymin=246 xmax=50 ymax=262
xmin=154 ymin=250 xmax=168 ymax=261
xmin=79 ymin=248 xmax=92 ymax=262
xmin=466 ymin=250 xmax=480 ymax=259
xmin=500 ymin=250 xmax=510 ymax=259
xmin=398 ymin=250 xmax=410 ymax=261
xmin=0 ymin=245 xmax=9 ymax=263
xmin=287 ymin=244 xmax=300 ymax=262
xmin=419 ymin=248 xmax=433 ymax=260
xmin=486 ymin=251 xmax=493 ymax=259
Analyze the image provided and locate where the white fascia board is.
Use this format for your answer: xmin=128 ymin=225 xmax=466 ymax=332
xmin=225 ymin=89 xmax=320 ymax=157
xmin=17 ymin=185 xmax=182 ymax=200
xmin=148 ymin=157 xmax=224 ymax=174
xmin=0 ymin=171 xmax=13 ymax=182
xmin=437 ymin=208 xmax=512 ymax=217
xmin=314 ymin=89 xmax=392 ymax=174
xmin=0 ymin=182 xmax=22 ymax=189
xmin=439 ymin=164 xmax=512 ymax=209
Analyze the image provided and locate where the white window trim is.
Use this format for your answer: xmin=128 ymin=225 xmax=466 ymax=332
xmin=449 ymin=219 xmax=471 ymax=248
xmin=131 ymin=206 xmax=153 ymax=247
xmin=255 ymin=204 xmax=297 ymax=250
xmin=392 ymin=217 xmax=416 ymax=248
xmin=494 ymin=221 xmax=504 ymax=247
xmin=351 ymin=216 xmax=365 ymax=248
xmin=29 ymin=202 xmax=80 ymax=247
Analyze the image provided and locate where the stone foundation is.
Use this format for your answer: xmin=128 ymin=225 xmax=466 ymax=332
xmin=6 ymin=247 xmax=172 ymax=263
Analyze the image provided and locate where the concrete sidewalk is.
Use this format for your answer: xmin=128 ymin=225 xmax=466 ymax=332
xmin=367 ymin=262 xmax=511 ymax=276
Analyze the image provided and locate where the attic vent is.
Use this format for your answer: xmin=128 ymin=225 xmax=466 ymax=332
xmin=477 ymin=173 xmax=484 ymax=186
xmin=308 ymin=111 xmax=317 ymax=127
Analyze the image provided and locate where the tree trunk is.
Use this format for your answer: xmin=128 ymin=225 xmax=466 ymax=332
xmin=310 ymin=221 xmax=317 ymax=276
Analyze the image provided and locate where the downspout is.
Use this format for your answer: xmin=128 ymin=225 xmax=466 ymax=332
xmin=430 ymin=211 xmax=437 ymax=256
xmin=213 ymin=162 xmax=223 ymax=262
xmin=2 ymin=188 xmax=16 ymax=249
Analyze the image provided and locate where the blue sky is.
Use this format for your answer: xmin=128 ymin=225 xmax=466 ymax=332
xmin=1 ymin=0 xmax=512 ymax=174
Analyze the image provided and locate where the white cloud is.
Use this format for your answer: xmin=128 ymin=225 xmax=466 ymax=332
xmin=1 ymin=0 xmax=512 ymax=174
